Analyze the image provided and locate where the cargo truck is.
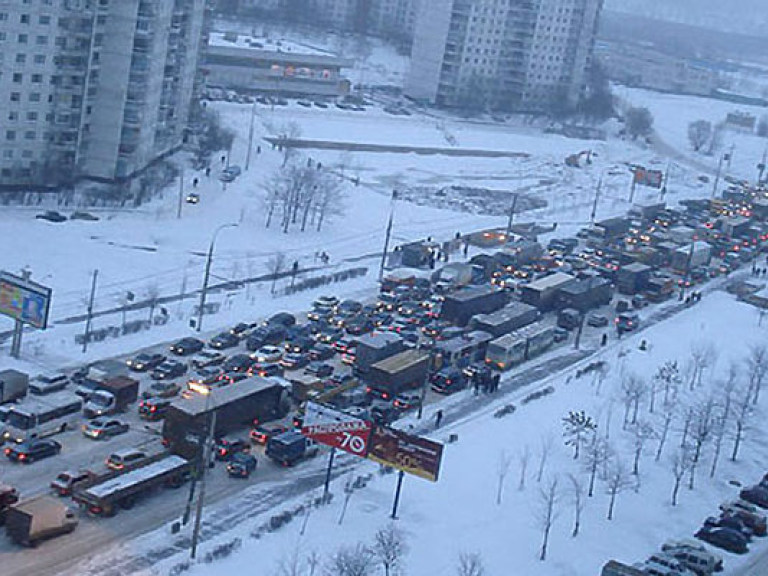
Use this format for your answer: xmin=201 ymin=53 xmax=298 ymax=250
xmin=74 ymin=359 xmax=129 ymax=399
xmin=520 ymin=272 xmax=576 ymax=311
xmin=671 ymin=241 xmax=712 ymax=274
xmin=365 ymin=349 xmax=431 ymax=400
xmin=0 ymin=483 xmax=19 ymax=526
xmin=553 ymin=277 xmax=614 ymax=312
xmin=0 ymin=369 xmax=29 ymax=404
xmin=469 ymin=302 xmax=539 ymax=337
xmin=485 ymin=322 xmax=555 ymax=370
xmin=72 ymin=454 xmax=189 ymax=516
xmin=82 ymin=375 xmax=139 ymax=419
xmin=265 ymin=431 xmax=319 ymax=467
xmin=440 ymin=286 xmax=508 ymax=327
xmin=5 ymin=495 xmax=78 ymax=546
xmin=354 ymin=332 xmax=405 ymax=375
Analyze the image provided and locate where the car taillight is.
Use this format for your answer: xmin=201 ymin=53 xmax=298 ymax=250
xmin=150 ymin=405 xmax=157 ymax=412
xmin=219 ymin=448 xmax=226 ymax=455
xmin=18 ymin=453 xmax=26 ymax=461
xmin=4 ymin=448 xmax=10 ymax=455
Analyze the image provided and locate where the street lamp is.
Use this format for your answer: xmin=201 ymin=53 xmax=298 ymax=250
xmin=378 ymin=190 xmax=398 ymax=281
xmin=196 ymin=223 xmax=238 ymax=332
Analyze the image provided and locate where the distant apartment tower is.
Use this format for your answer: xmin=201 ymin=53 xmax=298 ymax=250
xmin=405 ymin=0 xmax=603 ymax=113
xmin=0 ymin=0 xmax=206 ymax=188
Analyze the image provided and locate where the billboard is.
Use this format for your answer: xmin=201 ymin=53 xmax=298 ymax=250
xmin=367 ymin=425 xmax=444 ymax=482
xmin=0 ymin=272 xmax=52 ymax=329
xmin=633 ymin=167 xmax=663 ymax=189
xmin=301 ymin=402 xmax=372 ymax=457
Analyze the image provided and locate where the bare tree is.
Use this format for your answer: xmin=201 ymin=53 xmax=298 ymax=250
xmin=688 ymin=120 xmax=712 ymax=152
xmin=456 ymin=552 xmax=485 ymax=576
xmin=602 ymin=459 xmax=632 ymax=520
xmin=710 ymin=367 xmax=737 ymax=478
xmin=275 ymin=546 xmax=303 ymax=576
xmin=561 ymin=410 xmax=597 ymax=459
xmin=621 ymin=374 xmax=646 ymax=427
xmin=670 ymin=444 xmax=694 ymax=506
xmin=307 ymin=550 xmax=321 ymax=576
xmin=746 ymin=344 xmax=768 ymax=405
xmin=278 ymin=121 xmax=302 ymax=167
xmin=593 ymin=364 xmax=609 ymax=396
xmin=654 ymin=402 xmax=675 ymax=462
xmin=536 ymin=476 xmax=560 ymax=561
xmin=655 ymin=361 xmax=682 ymax=407
xmin=688 ymin=398 xmax=715 ymax=490
xmin=372 ymin=524 xmax=408 ymax=576
xmin=266 ymin=252 xmax=286 ymax=295
xmin=496 ymin=450 xmax=513 ymax=505
xmin=707 ymin=121 xmax=725 ymax=155
xmin=338 ymin=475 xmax=355 ymax=525
xmin=583 ymin=434 xmax=611 ymax=497
xmin=566 ymin=473 xmax=586 ymax=537
xmin=325 ymin=543 xmax=375 ymax=576
xmin=629 ymin=421 xmax=656 ymax=476
xmin=688 ymin=342 xmax=717 ymax=391
xmin=315 ymin=170 xmax=346 ymax=232
xmin=144 ymin=282 xmax=160 ymax=323
xmin=536 ymin=434 xmax=554 ymax=483
xmin=731 ymin=383 xmax=754 ymax=461
xmin=518 ymin=444 xmax=531 ymax=491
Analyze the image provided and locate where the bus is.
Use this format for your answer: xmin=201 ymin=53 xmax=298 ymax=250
xmin=485 ymin=322 xmax=555 ymax=371
xmin=1 ymin=393 xmax=83 ymax=443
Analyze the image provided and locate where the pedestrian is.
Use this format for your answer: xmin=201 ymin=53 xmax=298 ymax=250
xmin=463 ymin=241 xmax=469 ymax=257
xmin=601 ymin=333 xmax=608 ymax=346
xmin=221 ymin=154 xmax=226 ymax=165
xmin=678 ymin=290 xmax=684 ymax=301
xmin=435 ymin=410 xmax=443 ymax=429
xmin=685 ymin=296 xmax=691 ymax=305
xmin=192 ymin=177 xmax=199 ymax=188
xmin=763 ymin=268 xmax=767 ymax=277
xmin=205 ymin=166 xmax=211 ymax=177
xmin=257 ymin=145 xmax=261 ymax=154
xmin=492 ymin=373 xmax=500 ymax=393
xmin=473 ymin=379 xmax=480 ymax=396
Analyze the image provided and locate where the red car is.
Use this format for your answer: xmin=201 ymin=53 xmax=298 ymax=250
xmin=250 ymin=423 xmax=288 ymax=445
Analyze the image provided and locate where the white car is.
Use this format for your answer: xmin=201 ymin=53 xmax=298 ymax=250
xmin=252 ymin=345 xmax=283 ymax=363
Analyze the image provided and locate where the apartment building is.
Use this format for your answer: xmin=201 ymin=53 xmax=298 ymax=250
xmin=405 ymin=0 xmax=603 ymax=113
xmin=0 ymin=0 xmax=206 ymax=188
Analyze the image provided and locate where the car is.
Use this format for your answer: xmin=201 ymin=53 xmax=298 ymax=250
xmin=284 ymin=335 xmax=314 ymax=354
xmin=218 ymin=371 xmax=249 ymax=385
xmin=185 ymin=192 xmax=200 ymax=204
xmin=151 ymin=360 xmax=187 ymax=380
xmin=431 ymin=368 xmax=466 ymax=394
xmin=5 ymin=439 xmax=61 ymax=463
xmin=69 ymin=211 xmax=99 ymax=221
xmin=223 ymin=353 xmax=255 ymax=373
xmin=305 ymin=362 xmax=333 ymax=378
xmin=170 ymin=337 xmax=204 ymax=356
xmin=219 ymin=165 xmax=242 ymax=182
xmin=249 ymin=362 xmax=284 ymax=378
xmin=229 ymin=322 xmax=257 ymax=337
xmin=267 ymin=312 xmax=296 ymax=327
xmin=332 ymin=338 xmax=355 ymax=354
xmin=252 ymin=345 xmax=283 ymax=363
xmin=35 ymin=210 xmax=67 ymax=223
xmin=313 ymin=295 xmax=340 ymax=311
xmin=313 ymin=100 xmax=329 ymax=108
xmin=82 ymin=418 xmax=130 ymax=440
xmin=337 ymin=300 xmax=363 ymax=316
xmin=369 ymin=401 xmax=400 ymax=425
xmin=138 ymin=397 xmax=173 ymax=420
xmin=695 ymin=525 xmax=748 ymax=554
xmin=29 ymin=373 xmax=69 ymax=395
xmin=721 ymin=507 xmax=768 ymax=537
xmin=740 ymin=485 xmax=768 ymax=508
xmin=553 ymin=327 xmax=569 ymax=343
xmin=280 ymin=352 xmax=310 ymax=370
xmin=307 ymin=307 xmax=334 ymax=322
xmin=720 ymin=499 xmax=761 ymax=515
xmin=393 ymin=391 xmax=422 ymax=411
xmin=644 ymin=554 xmax=697 ymax=576
xmin=250 ymin=422 xmax=289 ymax=445
xmin=315 ymin=328 xmax=345 ymax=344
xmin=50 ymin=469 xmax=95 ymax=497
xmin=215 ymin=436 xmax=250 ymax=461
xmin=587 ymin=313 xmax=609 ymax=328
xmin=296 ymin=99 xmax=312 ymax=107
xmin=187 ymin=366 xmax=224 ymax=387
xmin=309 ymin=343 xmax=335 ymax=361
xmin=227 ymin=452 xmax=257 ymax=478
xmin=246 ymin=325 xmax=287 ymax=350
xmin=208 ymin=331 xmax=240 ymax=350
xmin=346 ymin=317 xmax=374 ymax=336
xmin=661 ymin=540 xmax=724 ymax=574
xmin=190 ymin=350 xmax=226 ymax=369
xmin=106 ymin=448 xmax=147 ymax=471
xmin=126 ymin=352 xmax=166 ymax=372
xmin=142 ymin=381 xmax=181 ymax=399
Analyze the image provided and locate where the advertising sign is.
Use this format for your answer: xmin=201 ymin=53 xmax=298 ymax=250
xmin=0 ymin=272 xmax=52 ymax=329
xmin=367 ymin=426 xmax=444 ymax=482
xmin=633 ymin=167 xmax=663 ymax=189
xmin=301 ymin=402 xmax=372 ymax=457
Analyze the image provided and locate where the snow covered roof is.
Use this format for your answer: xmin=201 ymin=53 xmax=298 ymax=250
xmin=84 ymin=456 xmax=188 ymax=499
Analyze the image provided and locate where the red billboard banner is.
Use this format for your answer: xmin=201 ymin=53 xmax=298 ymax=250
xmin=633 ymin=167 xmax=663 ymax=189
xmin=301 ymin=402 xmax=373 ymax=457
xmin=367 ymin=426 xmax=444 ymax=482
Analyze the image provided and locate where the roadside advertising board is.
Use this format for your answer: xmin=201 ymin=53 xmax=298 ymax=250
xmin=301 ymin=401 xmax=372 ymax=457
xmin=633 ymin=167 xmax=663 ymax=189
xmin=367 ymin=425 xmax=444 ymax=482
xmin=0 ymin=271 xmax=52 ymax=329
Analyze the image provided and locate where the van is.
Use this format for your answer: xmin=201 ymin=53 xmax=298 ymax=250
xmin=601 ymin=560 xmax=646 ymax=576
xmin=105 ymin=448 xmax=147 ymax=471
xmin=661 ymin=540 xmax=722 ymax=574
xmin=646 ymin=553 xmax=697 ymax=576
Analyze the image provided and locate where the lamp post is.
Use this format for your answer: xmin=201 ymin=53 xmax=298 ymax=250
xmin=196 ymin=223 xmax=238 ymax=332
xmin=378 ymin=190 xmax=398 ymax=281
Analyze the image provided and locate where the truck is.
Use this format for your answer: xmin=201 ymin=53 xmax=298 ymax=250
xmin=5 ymin=495 xmax=78 ymax=546
xmin=265 ymin=430 xmax=319 ymax=467
xmin=520 ymin=272 xmax=576 ymax=311
xmin=354 ymin=332 xmax=405 ymax=375
xmin=0 ymin=369 xmax=29 ymax=404
xmin=469 ymin=302 xmax=539 ymax=338
xmin=74 ymin=359 xmax=129 ymax=399
xmin=0 ymin=483 xmax=19 ymax=526
xmin=72 ymin=455 xmax=190 ymax=516
xmin=82 ymin=375 xmax=139 ymax=419
xmin=440 ymin=286 xmax=508 ymax=327
xmin=432 ymin=262 xmax=475 ymax=293
xmin=553 ymin=277 xmax=614 ymax=312
xmin=671 ymin=241 xmax=712 ymax=274
xmin=287 ymin=372 xmax=324 ymax=403
xmin=485 ymin=322 xmax=555 ymax=370
xmin=163 ymin=376 xmax=290 ymax=459
xmin=365 ymin=349 xmax=431 ymax=400
xmin=616 ymin=262 xmax=652 ymax=295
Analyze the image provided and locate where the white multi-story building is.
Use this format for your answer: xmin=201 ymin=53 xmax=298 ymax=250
xmin=0 ymin=0 xmax=206 ymax=188
xmin=405 ymin=0 xmax=603 ymax=113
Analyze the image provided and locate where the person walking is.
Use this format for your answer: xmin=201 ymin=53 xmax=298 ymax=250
xmin=435 ymin=410 xmax=443 ymax=429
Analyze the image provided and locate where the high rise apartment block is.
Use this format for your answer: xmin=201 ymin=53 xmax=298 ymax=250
xmin=0 ymin=0 xmax=206 ymax=188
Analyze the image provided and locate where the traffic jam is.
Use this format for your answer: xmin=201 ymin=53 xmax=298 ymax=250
xmin=2 ymin=178 xmax=768 ymax=547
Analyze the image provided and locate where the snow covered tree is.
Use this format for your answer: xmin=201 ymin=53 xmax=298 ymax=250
xmin=688 ymin=120 xmax=712 ymax=152
xmin=620 ymin=374 xmax=646 ymax=427
xmin=688 ymin=398 xmax=715 ymax=490
xmin=325 ymin=543 xmax=375 ymax=576
xmin=265 ymin=252 xmax=286 ymax=295
xmin=746 ymin=344 xmax=768 ymax=405
xmin=566 ymin=473 xmax=586 ymax=537
xmin=372 ymin=524 xmax=408 ymax=576
xmin=536 ymin=476 xmax=560 ymax=561
xmin=583 ymin=434 xmax=611 ymax=497
xmin=731 ymin=383 xmax=754 ymax=461
xmin=536 ymin=434 xmax=554 ymax=483
xmin=670 ymin=444 xmax=694 ymax=506
xmin=562 ymin=410 xmax=597 ymax=459
xmin=456 ymin=552 xmax=485 ymax=576
xmin=629 ymin=421 xmax=656 ymax=476
xmin=496 ymin=450 xmax=513 ymax=505
xmin=654 ymin=361 xmax=681 ymax=408
xmin=625 ymin=107 xmax=654 ymax=139
xmin=602 ymin=459 xmax=632 ymax=520
xmin=517 ymin=444 xmax=531 ymax=491
xmin=710 ymin=367 xmax=737 ymax=478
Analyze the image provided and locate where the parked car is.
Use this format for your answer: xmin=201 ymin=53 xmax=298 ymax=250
xmin=695 ymin=526 xmax=748 ymax=554
xmin=721 ymin=506 xmax=767 ymax=537
xmin=703 ymin=515 xmax=752 ymax=540
xmin=151 ymin=360 xmax=187 ymax=380
xmin=661 ymin=540 xmax=723 ymax=574
xmin=305 ymin=362 xmax=333 ymax=378
xmin=105 ymin=448 xmax=147 ymax=471
xmin=170 ymin=337 xmax=204 ymax=356
xmin=142 ymin=381 xmax=181 ymax=399
xmin=126 ymin=352 xmax=166 ymax=372
xmin=250 ymin=422 xmax=289 ymax=445
xmin=5 ymin=439 xmax=61 ymax=463
xmin=644 ymin=553 xmax=697 ymax=576
xmin=29 ymin=373 xmax=69 ymax=395
xmin=208 ymin=331 xmax=240 ymax=350
xmin=36 ymin=210 xmax=67 ymax=223
xmin=215 ymin=436 xmax=250 ymax=461
xmin=740 ymin=485 xmax=768 ymax=508
xmin=227 ymin=452 xmax=257 ymax=478
xmin=70 ymin=211 xmax=99 ymax=221
xmin=587 ymin=313 xmax=609 ymax=328
xmin=81 ymin=418 xmax=130 ymax=440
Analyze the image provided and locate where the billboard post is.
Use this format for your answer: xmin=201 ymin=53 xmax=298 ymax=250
xmin=0 ymin=269 xmax=52 ymax=359
xmin=390 ymin=470 xmax=405 ymax=520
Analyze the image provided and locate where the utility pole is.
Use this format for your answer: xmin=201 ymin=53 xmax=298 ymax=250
xmin=712 ymin=153 xmax=724 ymax=199
xmin=590 ymin=176 xmax=602 ymax=224
xmin=628 ymin=169 xmax=638 ymax=204
xmin=82 ymin=269 xmax=99 ymax=354
xmin=196 ymin=224 xmax=238 ymax=332
xmin=177 ymin=165 xmax=184 ymax=220
xmin=245 ymin=99 xmax=257 ymax=171
xmin=191 ymin=399 xmax=217 ymax=559
xmin=661 ymin=161 xmax=671 ymax=201
xmin=758 ymin=146 xmax=767 ymax=185
xmin=726 ymin=144 xmax=735 ymax=172
xmin=378 ymin=190 xmax=398 ymax=281
xmin=504 ymin=193 xmax=519 ymax=241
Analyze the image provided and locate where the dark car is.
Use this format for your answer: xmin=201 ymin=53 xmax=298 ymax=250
xmin=305 ymin=362 xmax=333 ymax=378
xmin=369 ymin=401 xmax=400 ymax=425
xmin=5 ymin=439 xmax=61 ymax=463
xmin=250 ymin=422 xmax=289 ymax=445
xmin=704 ymin=515 xmax=753 ymax=540
xmin=315 ymin=328 xmax=345 ymax=344
xmin=215 ymin=436 xmax=250 ymax=461
xmin=142 ymin=381 xmax=181 ymax=399
xmin=170 ymin=337 xmax=204 ymax=356
xmin=431 ymin=368 xmax=466 ymax=394
xmin=337 ymin=300 xmax=363 ymax=316
xmin=284 ymin=336 xmax=314 ymax=354
xmin=267 ymin=312 xmax=296 ymax=327
xmin=229 ymin=322 xmax=257 ymax=337
xmin=70 ymin=211 xmax=99 ymax=221
xmin=209 ymin=331 xmax=240 ymax=350
xmin=393 ymin=391 xmax=422 ymax=411
xmin=190 ymin=350 xmax=226 ymax=369
xmin=280 ymin=352 xmax=310 ymax=370
xmin=246 ymin=325 xmax=287 ymax=350
xmin=586 ymin=313 xmax=609 ymax=328
xmin=82 ymin=418 xmax=130 ymax=440
xmin=223 ymin=353 xmax=255 ymax=373
xmin=36 ymin=210 xmax=67 ymax=223
xmin=250 ymin=362 xmax=284 ymax=378
xmin=218 ymin=371 xmax=249 ymax=385
xmin=126 ymin=352 xmax=166 ymax=372
xmin=151 ymin=360 xmax=187 ymax=380
xmin=741 ymin=485 xmax=768 ymax=509
xmin=227 ymin=452 xmax=257 ymax=478
xmin=309 ymin=344 xmax=335 ymax=361
xmin=695 ymin=526 xmax=748 ymax=554
xmin=138 ymin=397 xmax=173 ymax=420
xmin=346 ymin=317 xmax=374 ymax=336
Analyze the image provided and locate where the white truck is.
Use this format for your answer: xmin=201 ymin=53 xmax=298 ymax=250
xmin=0 ymin=369 xmax=29 ymax=404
